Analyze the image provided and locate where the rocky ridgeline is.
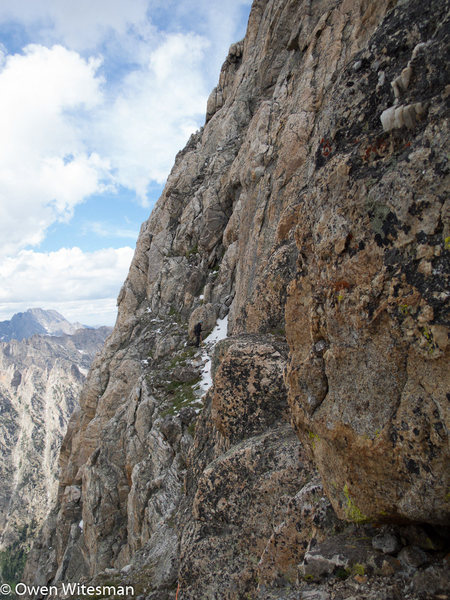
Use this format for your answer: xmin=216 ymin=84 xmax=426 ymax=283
xmin=0 ymin=326 xmax=111 ymax=587
xmin=0 ymin=308 xmax=86 ymax=342
xmin=26 ymin=0 xmax=449 ymax=599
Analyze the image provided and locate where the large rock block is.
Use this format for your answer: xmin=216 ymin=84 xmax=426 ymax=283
xmin=285 ymin=0 xmax=450 ymax=525
xmin=179 ymin=424 xmax=307 ymax=600
xmin=211 ymin=335 xmax=289 ymax=442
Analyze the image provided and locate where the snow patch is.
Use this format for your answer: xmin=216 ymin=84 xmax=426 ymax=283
xmin=196 ymin=315 xmax=228 ymax=398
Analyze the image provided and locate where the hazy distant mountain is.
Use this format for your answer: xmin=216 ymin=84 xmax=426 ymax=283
xmin=0 ymin=308 xmax=86 ymax=342
xmin=0 ymin=323 xmax=112 ymax=585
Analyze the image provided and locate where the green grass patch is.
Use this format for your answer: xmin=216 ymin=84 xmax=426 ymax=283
xmin=163 ymin=378 xmax=202 ymax=416
xmin=185 ymin=244 xmax=198 ymax=259
xmin=169 ymin=347 xmax=196 ymax=369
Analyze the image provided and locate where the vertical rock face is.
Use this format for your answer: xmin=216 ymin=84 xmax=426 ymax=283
xmin=26 ymin=0 xmax=448 ymax=598
xmin=0 ymin=327 xmax=111 ymax=581
xmin=284 ymin=0 xmax=449 ymax=526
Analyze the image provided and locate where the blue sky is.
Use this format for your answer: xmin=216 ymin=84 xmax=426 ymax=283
xmin=0 ymin=0 xmax=251 ymax=326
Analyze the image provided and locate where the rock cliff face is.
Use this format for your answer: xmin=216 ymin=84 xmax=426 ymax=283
xmin=0 ymin=326 xmax=111 ymax=585
xmin=27 ymin=0 xmax=449 ymax=598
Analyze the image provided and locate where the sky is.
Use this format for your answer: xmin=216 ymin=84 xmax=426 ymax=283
xmin=0 ymin=0 xmax=252 ymax=326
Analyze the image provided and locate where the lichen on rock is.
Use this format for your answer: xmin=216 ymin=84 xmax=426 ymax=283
xmin=25 ymin=0 xmax=449 ymax=598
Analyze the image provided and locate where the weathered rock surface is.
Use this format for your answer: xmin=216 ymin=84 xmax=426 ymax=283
xmin=25 ymin=0 xmax=449 ymax=599
xmin=284 ymin=0 xmax=450 ymax=525
xmin=211 ymin=336 xmax=289 ymax=442
xmin=176 ymin=334 xmax=309 ymax=600
xmin=0 ymin=325 xmax=110 ymax=583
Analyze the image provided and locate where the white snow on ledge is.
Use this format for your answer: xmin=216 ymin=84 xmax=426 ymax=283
xmin=196 ymin=315 xmax=228 ymax=400
xmin=204 ymin=315 xmax=228 ymax=346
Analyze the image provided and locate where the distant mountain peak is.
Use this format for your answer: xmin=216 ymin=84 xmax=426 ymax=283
xmin=0 ymin=308 xmax=87 ymax=342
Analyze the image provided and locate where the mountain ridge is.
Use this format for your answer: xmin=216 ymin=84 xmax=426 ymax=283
xmin=24 ymin=0 xmax=449 ymax=598
xmin=0 ymin=308 xmax=87 ymax=342
xmin=0 ymin=324 xmax=112 ymax=590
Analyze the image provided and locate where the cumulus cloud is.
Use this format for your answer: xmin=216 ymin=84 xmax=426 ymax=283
xmin=0 ymin=0 xmax=151 ymax=52
xmin=0 ymin=44 xmax=109 ymax=257
xmin=96 ymin=32 xmax=209 ymax=200
xmin=0 ymin=33 xmax=209 ymax=255
xmin=0 ymin=0 xmax=252 ymax=324
xmin=0 ymin=247 xmax=134 ymax=325
xmin=0 ymin=1 xmax=252 ymax=253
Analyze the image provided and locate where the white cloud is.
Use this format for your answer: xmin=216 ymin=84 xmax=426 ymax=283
xmin=0 ymin=0 xmax=252 ymax=324
xmin=0 ymin=43 xmax=6 ymax=67
xmin=0 ymin=2 xmax=251 ymax=253
xmin=0 ymin=247 xmax=134 ymax=325
xmin=96 ymin=32 xmax=210 ymax=200
xmin=0 ymin=33 xmax=210 ymax=256
xmin=0 ymin=0 xmax=152 ymax=52
xmin=0 ymin=44 xmax=108 ymax=257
